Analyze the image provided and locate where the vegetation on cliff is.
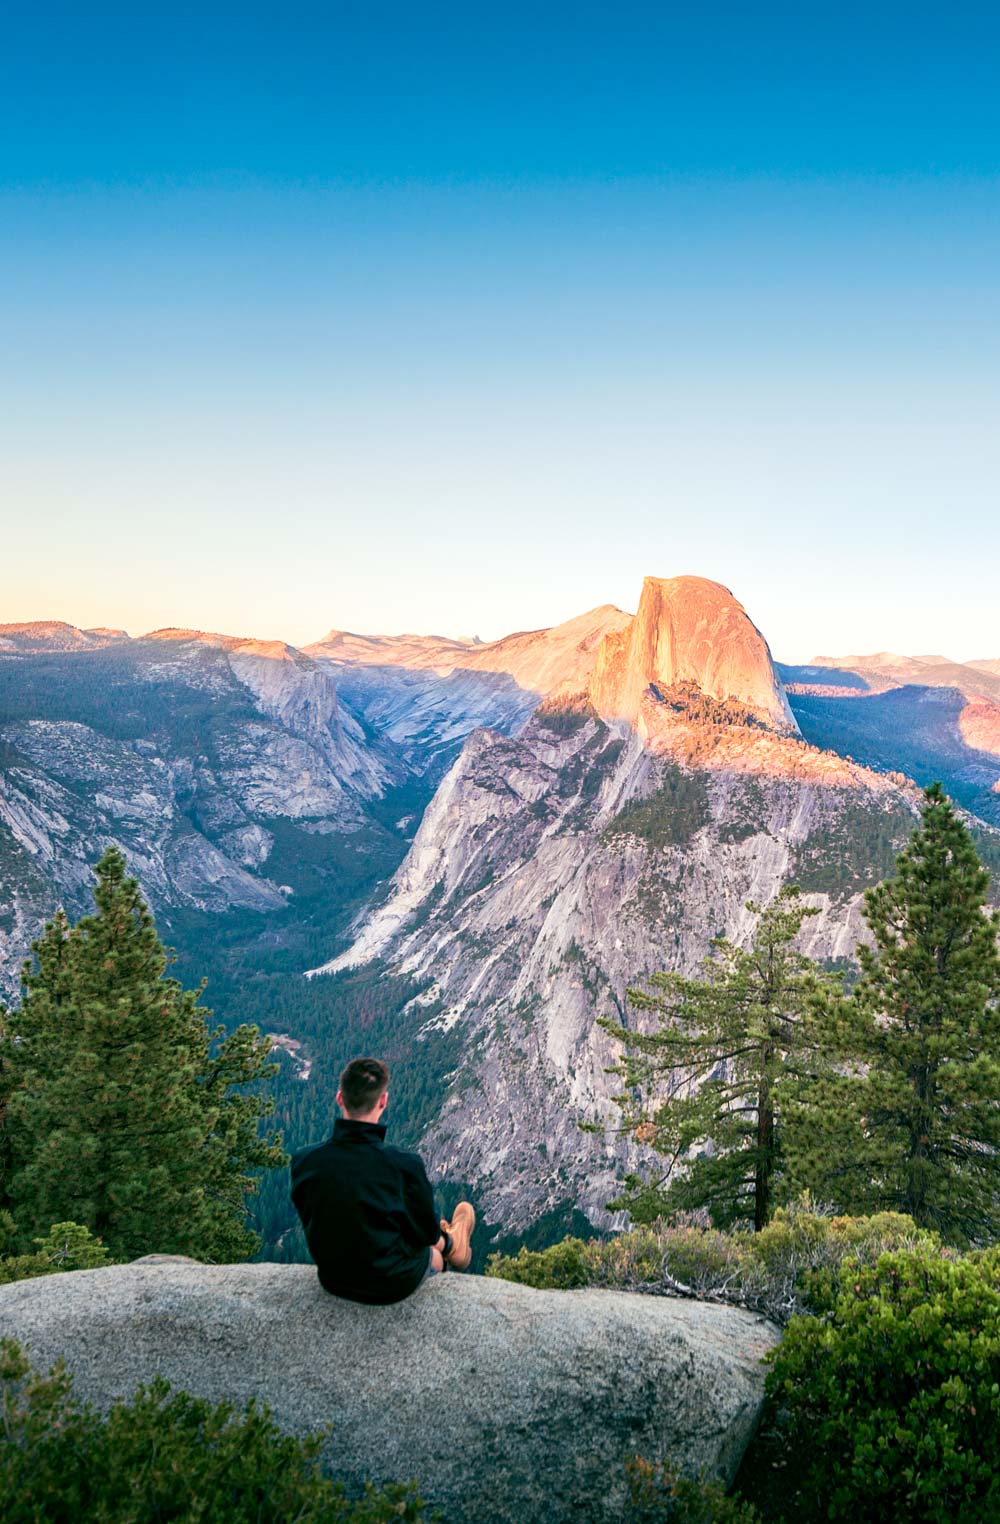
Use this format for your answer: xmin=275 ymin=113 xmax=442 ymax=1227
xmin=486 ymin=1201 xmax=938 ymax=1323
xmin=765 ymin=1244 xmax=1000 ymax=1521
xmin=0 ymin=1216 xmax=109 ymax=1286
xmin=1 ymin=778 xmax=999 ymax=1520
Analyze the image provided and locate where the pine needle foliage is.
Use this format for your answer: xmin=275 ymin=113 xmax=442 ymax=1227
xmin=1 ymin=847 xmax=286 ymax=1261
xmin=601 ymin=887 xmax=837 ymax=1231
xmin=0 ymin=1213 xmax=110 ymax=1285
xmin=796 ymin=783 xmax=1000 ymax=1244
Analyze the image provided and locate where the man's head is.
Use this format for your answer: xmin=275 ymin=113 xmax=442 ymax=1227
xmin=337 ymin=1057 xmax=389 ymax=1122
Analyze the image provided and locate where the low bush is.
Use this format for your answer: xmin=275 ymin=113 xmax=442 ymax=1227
xmin=625 ymin=1457 xmax=760 ymax=1522
xmin=483 ymin=1235 xmax=592 ymax=1289
xmin=0 ymin=1338 xmax=428 ymax=1522
xmin=764 ymin=1246 xmax=1000 ymax=1521
xmin=486 ymin=1201 xmax=938 ymax=1323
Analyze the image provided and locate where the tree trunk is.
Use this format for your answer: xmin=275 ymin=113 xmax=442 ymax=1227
xmin=754 ymin=1055 xmax=774 ymax=1232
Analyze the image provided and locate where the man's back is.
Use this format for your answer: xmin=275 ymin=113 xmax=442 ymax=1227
xmin=291 ymin=1118 xmax=440 ymax=1304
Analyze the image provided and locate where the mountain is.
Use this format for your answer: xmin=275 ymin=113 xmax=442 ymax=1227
xmin=306 ymin=604 xmax=632 ymax=779
xmin=0 ymin=629 xmax=414 ymax=1001
xmin=5 ymin=583 xmax=1000 ymax=1254
xmin=590 ymin=576 xmax=796 ymax=732
xmin=0 ymin=621 xmax=130 ymax=654
xmin=306 ymin=577 xmax=961 ymax=1233
xmin=0 ymin=605 xmax=635 ymax=1006
xmin=781 ymin=650 xmax=1000 ymax=825
xmin=0 ymin=602 xmax=637 ymax=1005
xmin=306 ymin=631 xmax=483 ymax=667
xmin=808 ymin=652 xmax=1000 ymax=705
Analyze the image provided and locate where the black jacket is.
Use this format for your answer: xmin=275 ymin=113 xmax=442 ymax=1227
xmin=290 ymin=1119 xmax=440 ymax=1305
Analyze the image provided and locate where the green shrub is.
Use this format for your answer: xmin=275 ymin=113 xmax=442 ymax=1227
xmin=0 ymin=1213 xmax=111 ymax=1285
xmin=584 ymin=1224 xmax=666 ymax=1286
xmin=487 ymin=1203 xmax=941 ymax=1324
xmin=587 ymin=1216 xmax=741 ymax=1295
xmin=485 ymin=1220 xmax=739 ymax=1295
xmin=0 ymin=1338 xmax=428 ymax=1522
xmin=657 ymin=1221 xmax=742 ymax=1293
xmin=625 ymin=1457 xmax=761 ymax=1521
xmin=765 ymin=1247 xmax=1000 ymax=1521
xmin=789 ymin=1209 xmax=941 ymax=1315
xmin=484 ymin=1236 xmax=592 ymax=1289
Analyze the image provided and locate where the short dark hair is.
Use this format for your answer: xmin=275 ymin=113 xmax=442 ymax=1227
xmin=339 ymin=1057 xmax=389 ymax=1115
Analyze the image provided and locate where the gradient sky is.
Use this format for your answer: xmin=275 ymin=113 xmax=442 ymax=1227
xmin=2 ymin=3 xmax=999 ymax=661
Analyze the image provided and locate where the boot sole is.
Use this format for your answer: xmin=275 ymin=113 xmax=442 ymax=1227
xmin=445 ymin=1203 xmax=476 ymax=1270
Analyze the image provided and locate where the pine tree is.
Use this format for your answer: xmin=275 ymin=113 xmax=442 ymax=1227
xmin=600 ymin=887 xmax=834 ymax=1230
xmin=799 ymin=784 xmax=1000 ymax=1244
xmin=3 ymin=848 xmax=286 ymax=1261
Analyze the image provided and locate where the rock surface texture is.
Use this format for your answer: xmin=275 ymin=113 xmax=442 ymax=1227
xmin=312 ymin=676 xmax=923 ymax=1228
xmin=0 ymin=629 xmax=404 ymax=998
xmin=590 ymin=576 xmax=797 ymax=733
xmin=308 ymin=604 xmax=633 ymax=781
xmin=0 ymin=1258 xmax=779 ymax=1524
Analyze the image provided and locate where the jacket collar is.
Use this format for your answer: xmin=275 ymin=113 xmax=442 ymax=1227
xmin=333 ymin=1118 xmax=387 ymax=1145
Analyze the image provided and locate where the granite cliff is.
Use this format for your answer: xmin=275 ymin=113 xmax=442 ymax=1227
xmin=307 ymin=604 xmax=631 ymax=780
xmin=3 ymin=584 xmax=999 ymax=1248
xmin=308 ymin=577 xmax=937 ymax=1230
xmin=590 ymin=575 xmax=796 ymax=733
xmin=0 ymin=628 xmax=404 ymax=999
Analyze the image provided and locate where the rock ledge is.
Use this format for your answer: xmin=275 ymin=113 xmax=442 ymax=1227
xmin=0 ymin=1258 xmax=779 ymax=1524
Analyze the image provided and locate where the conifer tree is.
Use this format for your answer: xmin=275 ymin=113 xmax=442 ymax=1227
xmin=601 ymin=887 xmax=833 ymax=1230
xmin=798 ymin=784 xmax=1000 ymax=1243
xmin=3 ymin=847 xmax=286 ymax=1261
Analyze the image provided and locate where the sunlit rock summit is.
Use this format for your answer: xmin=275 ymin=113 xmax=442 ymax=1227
xmin=589 ymin=575 xmax=796 ymax=733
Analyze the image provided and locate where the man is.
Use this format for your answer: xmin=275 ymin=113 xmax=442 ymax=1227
xmin=290 ymin=1056 xmax=475 ymax=1304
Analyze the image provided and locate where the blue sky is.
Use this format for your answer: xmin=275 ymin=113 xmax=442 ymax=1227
xmin=2 ymin=3 xmax=998 ymax=659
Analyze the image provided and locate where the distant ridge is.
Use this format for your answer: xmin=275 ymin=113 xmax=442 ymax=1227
xmin=0 ymin=621 xmax=127 ymax=652
xmin=307 ymin=605 xmax=631 ymax=695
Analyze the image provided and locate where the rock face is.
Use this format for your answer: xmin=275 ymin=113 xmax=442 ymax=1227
xmin=0 ymin=607 xmax=634 ymax=994
xmin=0 ymin=1258 xmax=779 ymax=1523
xmin=307 ymin=604 xmax=632 ymax=781
xmin=590 ymin=577 xmax=796 ymax=733
xmin=311 ymin=688 xmax=922 ymax=1229
xmin=310 ymin=574 xmax=932 ymax=1230
xmin=308 ymin=605 xmax=630 ymax=691
xmin=0 ymin=632 xmax=405 ymax=998
xmin=6 ymin=582 xmax=1000 ymax=1245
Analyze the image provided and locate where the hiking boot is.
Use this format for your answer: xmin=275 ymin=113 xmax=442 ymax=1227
xmin=441 ymin=1202 xmax=475 ymax=1270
